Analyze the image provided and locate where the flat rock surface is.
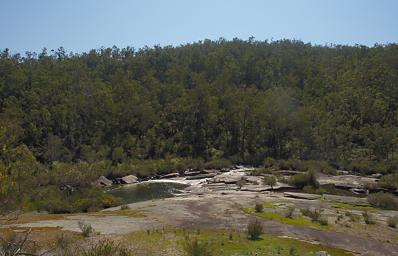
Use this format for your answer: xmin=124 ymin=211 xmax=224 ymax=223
xmin=283 ymin=192 xmax=322 ymax=200
xmin=318 ymin=174 xmax=378 ymax=189
xmin=14 ymin=191 xmax=398 ymax=256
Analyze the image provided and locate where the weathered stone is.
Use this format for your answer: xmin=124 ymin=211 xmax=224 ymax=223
xmin=161 ymin=172 xmax=180 ymax=179
xmin=120 ymin=175 xmax=138 ymax=184
xmin=243 ymin=176 xmax=263 ymax=185
xmin=95 ymin=176 xmax=113 ymax=186
xmin=283 ymin=192 xmax=321 ymax=200
xmin=240 ymin=185 xmax=269 ymax=192
xmin=184 ymin=170 xmax=201 ymax=176
xmin=185 ymin=173 xmax=217 ymax=180
xmin=318 ymin=174 xmax=378 ymax=189
xmin=211 ymin=175 xmax=243 ymax=184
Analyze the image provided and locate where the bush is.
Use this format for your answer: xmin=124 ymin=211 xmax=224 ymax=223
xmin=379 ymin=173 xmax=398 ymax=190
xmin=182 ymin=237 xmax=213 ymax=256
xmin=78 ymin=221 xmax=94 ymax=237
xmin=284 ymin=207 xmax=295 ymax=218
xmin=263 ymin=176 xmax=277 ymax=189
xmin=120 ymin=204 xmax=129 ymax=210
xmin=203 ymin=158 xmax=232 ymax=170
xmin=387 ymin=216 xmax=398 ymax=228
xmin=367 ymin=192 xmax=398 ymax=210
xmin=362 ymin=211 xmax=376 ymax=224
xmin=346 ymin=159 xmax=398 ymax=175
xmin=289 ymin=170 xmax=319 ymax=189
xmin=247 ymin=219 xmax=263 ymax=240
xmin=255 ymin=203 xmax=263 ymax=213
xmin=301 ymin=208 xmax=322 ymax=222
xmin=82 ymin=240 xmax=131 ymax=256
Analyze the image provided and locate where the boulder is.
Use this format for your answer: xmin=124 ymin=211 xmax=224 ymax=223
xmin=120 ymin=175 xmax=138 ymax=184
xmin=95 ymin=176 xmax=113 ymax=186
xmin=283 ymin=192 xmax=321 ymax=200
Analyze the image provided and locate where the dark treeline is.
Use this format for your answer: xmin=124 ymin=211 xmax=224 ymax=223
xmin=1 ymin=39 xmax=398 ymax=165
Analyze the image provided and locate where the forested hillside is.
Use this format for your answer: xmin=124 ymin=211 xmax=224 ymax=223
xmin=1 ymin=39 xmax=398 ymax=212
xmin=1 ymin=39 xmax=397 ymax=164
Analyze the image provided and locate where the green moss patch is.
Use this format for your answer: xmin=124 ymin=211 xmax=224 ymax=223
xmin=242 ymin=208 xmax=325 ymax=229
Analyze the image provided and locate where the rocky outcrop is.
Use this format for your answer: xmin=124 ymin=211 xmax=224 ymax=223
xmin=318 ymin=174 xmax=378 ymax=189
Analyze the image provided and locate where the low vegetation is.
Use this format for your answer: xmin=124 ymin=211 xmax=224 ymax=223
xmin=254 ymin=203 xmax=264 ymax=213
xmin=243 ymin=205 xmax=325 ymax=229
xmin=82 ymin=240 xmax=131 ymax=256
xmin=182 ymin=237 xmax=213 ymax=256
xmin=387 ymin=216 xmax=398 ymax=228
xmin=289 ymin=170 xmax=319 ymax=190
xmin=362 ymin=211 xmax=376 ymax=224
xmin=78 ymin=221 xmax=94 ymax=237
xmin=247 ymin=219 xmax=264 ymax=240
xmin=367 ymin=192 xmax=398 ymax=210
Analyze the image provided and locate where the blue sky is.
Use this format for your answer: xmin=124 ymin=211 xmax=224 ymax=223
xmin=1 ymin=0 xmax=397 ymax=54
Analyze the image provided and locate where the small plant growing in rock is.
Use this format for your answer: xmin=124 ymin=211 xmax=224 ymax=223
xmin=182 ymin=237 xmax=213 ymax=256
xmin=82 ymin=239 xmax=131 ymax=256
xmin=301 ymin=208 xmax=322 ymax=222
xmin=318 ymin=217 xmax=329 ymax=226
xmin=247 ymin=219 xmax=263 ymax=240
xmin=387 ymin=216 xmax=398 ymax=228
xmin=284 ymin=206 xmax=295 ymax=218
xmin=120 ymin=204 xmax=129 ymax=210
xmin=362 ymin=211 xmax=376 ymax=224
xmin=78 ymin=221 xmax=93 ymax=237
xmin=289 ymin=246 xmax=297 ymax=256
xmin=255 ymin=203 xmax=264 ymax=213
xmin=263 ymin=175 xmax=277 ymax=190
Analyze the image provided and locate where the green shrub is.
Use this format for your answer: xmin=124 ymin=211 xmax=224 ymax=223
xmin=255 ymin=203 xmax=263 ymax=213
xmin=82 ymin=240 xmax=131 ymax=256
xmin=362 ymin=211 xmax=376 ymax=224
xmin=284 ymin=207 xmax=295 ymax=218
xmin=120 ymin=204 xmax=129 ymax=210
xmin=247 ymin=219 xmax=263 ymax=240
xmin=387 ymin=216 xmax=398 ymax=228
xmin=263 ymin=157 xmax=277 ymax=168
xmin=263 ymin=176 xmax=277 ymax=189
xmin=289 ymin=170 xmax=319 ymax=189
xmin=367 ymin=192 xmax=398 ymax=210
xmin=301 ymin=208 xmax=322 ymax=222
xmin=346 ymin=159 xmax=398 ymax=175
xmin=78 ymin=221 xmax=94 ymax=237
xmin=182 ymin=237 xmax=213 ymax=256
xmin=203 ymin=158 xmax=232 ymax=170
xmin=379 ymin=173 xmax=398 ymax=190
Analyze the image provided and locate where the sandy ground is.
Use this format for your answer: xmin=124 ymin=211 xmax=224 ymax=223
xmin=11 ymin=190 xmax=398 ymax=256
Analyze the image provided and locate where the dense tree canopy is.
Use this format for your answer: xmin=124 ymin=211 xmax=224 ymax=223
xmin=1 ymin=39 xmax=398 ymax=167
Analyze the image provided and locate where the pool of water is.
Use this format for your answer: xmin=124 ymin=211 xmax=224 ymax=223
xmin=107 ymin=182 xmax=189 ymax=204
